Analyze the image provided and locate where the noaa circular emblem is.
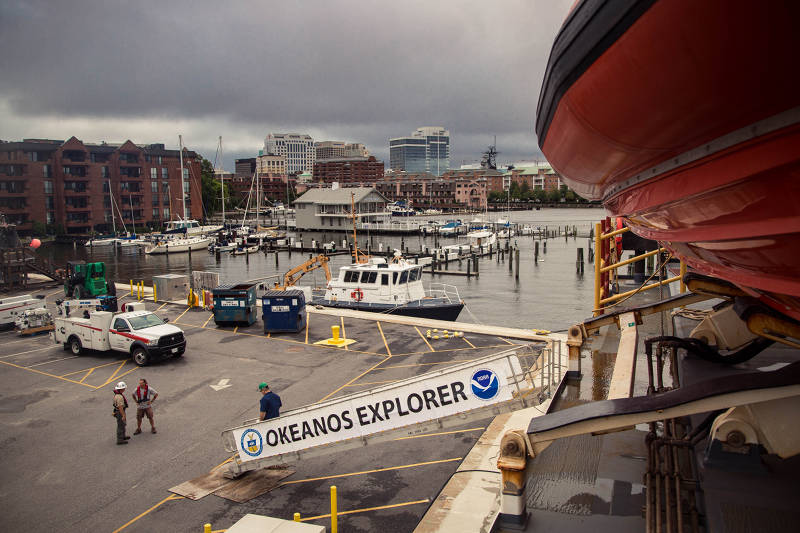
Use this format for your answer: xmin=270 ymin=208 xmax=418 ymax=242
xmin=240 ymin=429 xmax=263 ymax=457
xmin=471 ymin=369 xmax=499 ymax=400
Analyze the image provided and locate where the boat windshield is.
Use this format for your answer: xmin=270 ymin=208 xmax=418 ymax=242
xmin=399 ymin=271 xmax=408 ymax=284
xmin=128 ymin=313 xmax=164 ymax=330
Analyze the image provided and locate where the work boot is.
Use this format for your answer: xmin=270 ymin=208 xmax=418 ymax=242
xmin=134 ymin=429 xmax=141 ymax=435
xmin=124 ymin=435 xmax=131 ymax=440
xmin=151 ymin=428 xmax=157 ymax=434
xmin=116 ymin=441 xmax=128 ymax=445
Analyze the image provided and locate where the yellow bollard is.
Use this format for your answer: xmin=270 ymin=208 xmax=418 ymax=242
xmin=130 ymin=279 xmax=133 ymax=296
xmin=202 ymin=289 xmax=206 ymax=309
xmin=330 ymin=485 xmax=338 ymax=533
xmin=294 ymin=513 xmax=301 ymax=522
xmin=332 ymin=325 xmax=340 ymax=341
xmin=153 ymin=283 xmax=157 ymax=303
xmin=188 ymin=288 xmax=193 ymax=307
xmin=203 ymin=524 xmax=211 ymax=533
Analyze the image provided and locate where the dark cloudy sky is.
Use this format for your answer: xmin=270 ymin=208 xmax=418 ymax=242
xmin=0 ymin=0 xmax=572 ymax=170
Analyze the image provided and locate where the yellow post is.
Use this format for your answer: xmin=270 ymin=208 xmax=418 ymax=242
xmin=203 ymin=524 xmax=211 ymax=533
xmin=332 ymin=325 xmax=340 ymax=342
xmin=188 ymin=288 xmax=193 ymax=307
xmin=153 ymin=283 xmax=157 ymax=303
xmin=593 ymin=222 xmax=602 ymax=316
xmin=294 ymin=513 xmax=301 ymax=522
xmin=202 ymin=290 xmax=206 ymax=309
xmin=130 ymin=279 xmax=134 ymax=296
xmin=330 ymin=485 xmax=338 ymax=533
xmin=139 ymin=281 xmax=143 ymax=301
xmin=679 ymin=259 xmax=687 ymax=293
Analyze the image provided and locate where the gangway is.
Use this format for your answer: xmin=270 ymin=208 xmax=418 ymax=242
xmin=221 ymin=345 xmax=564 ymax=478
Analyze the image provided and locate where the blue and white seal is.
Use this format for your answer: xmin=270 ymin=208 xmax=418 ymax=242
xmin=470 ymin=369 xmax=499 ymax=400
xmin=240 ymin=428 xmax=263 ymax=457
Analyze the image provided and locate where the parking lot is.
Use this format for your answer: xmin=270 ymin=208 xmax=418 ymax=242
xmin=0 ymin=286 xmax=540 ymax=532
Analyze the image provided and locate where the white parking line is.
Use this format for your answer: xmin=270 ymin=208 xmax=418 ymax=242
xmin=0 ymin=346 xmax=55 ymax=359
xmin=26 ymin=356 xmax=79 ymax=368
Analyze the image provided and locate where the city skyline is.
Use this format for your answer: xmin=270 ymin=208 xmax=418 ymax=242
xmin=0 ymin=1 xmax=574 ymax=171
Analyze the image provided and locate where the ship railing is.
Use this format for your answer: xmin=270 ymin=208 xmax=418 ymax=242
xmin=594 ymin=217 xmax=686 ymax=316
xmin=427 ymin=282 xmax=461 ymax=304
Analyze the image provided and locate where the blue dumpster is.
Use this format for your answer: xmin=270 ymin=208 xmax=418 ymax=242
xmin=262 ymin=289 xmax=306 ymax=333
xmin=212 ymin=283 xmax=259 ymax=325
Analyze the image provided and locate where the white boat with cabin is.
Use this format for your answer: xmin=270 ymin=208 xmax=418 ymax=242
xmin=312 ymin=255 xmax=464 ymax=320
xmin=435 ymin=230 xmax=497 ymax=261
xmin=144 ymin=236 xmax=211 ymax=255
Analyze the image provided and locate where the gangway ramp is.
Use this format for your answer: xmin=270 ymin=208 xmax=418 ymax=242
xmin=222 ymin=347 xmax=559 ymax=478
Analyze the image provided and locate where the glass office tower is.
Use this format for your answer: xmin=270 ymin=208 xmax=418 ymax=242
xmin=389 ymin=127 xmax=450 ymax=176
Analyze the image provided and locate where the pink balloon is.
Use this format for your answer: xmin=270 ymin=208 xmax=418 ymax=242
xmin=29 ymin=238 xmax=41 ymax=249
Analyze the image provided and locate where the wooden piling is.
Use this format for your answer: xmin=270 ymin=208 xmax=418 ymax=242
xmin=508 ymin=246 xmax=513 ymax=271
xmin=514 ymin=249 xmax=520 ymax=280
xmin=467 ymin=258 xmax=471 ymax=277
xmin=534 ymin=241 xmax=539 ymax=263
xmin=577 ymin=248 xmax=584 ymax=274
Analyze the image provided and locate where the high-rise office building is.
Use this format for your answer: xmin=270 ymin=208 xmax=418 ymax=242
xmin=389 ymin=127 xmax=450 ymax=176
xmin=263 ymin=133 xmax=315 ymax=175
xmin=315 ymin=141 xmax=370 ymax=161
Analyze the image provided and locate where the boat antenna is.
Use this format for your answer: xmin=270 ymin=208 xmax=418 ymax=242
xmin=351 ymin=191 xmax=358 ymax=264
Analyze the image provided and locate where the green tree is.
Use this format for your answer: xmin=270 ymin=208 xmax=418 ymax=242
xmin=199 ymin=157 xmax=232 ymax=214
xmin=547 ymin=189 xmax=562 ymax=203
xmin=31 ymin=220 xmax=48 ymax=237
xmin=564 ymin=190 xmax=576 ymax=202
xmin=488 ymin=191 xmax=505 ymax=203
xmin=532 ymin=188 xmax=546 ymax=203
xmin=559 ymin=184 xmax=568 ymax=199
xmin=509 ymin=181 xmax=521 ymax=200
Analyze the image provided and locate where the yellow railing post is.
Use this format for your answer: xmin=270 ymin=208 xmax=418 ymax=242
xmin=294 ymin=513 xmax=301 ymax=522
xmin=153 ymin=283 xmax=157 ymax=303
xmin=331 ymin=485 xmax=338 ymax=533
xmin=130 ymin=279 xmax=134 ymax=296
xmin=188 ymin=288 xmax=193 ymax=307
xmin=593 ymin=222 xmax=601 ymax=316
xmin=680 ymin=259 xmax=687 ymax=293
xmin=203 ymin=524 xmax=211 ymax=533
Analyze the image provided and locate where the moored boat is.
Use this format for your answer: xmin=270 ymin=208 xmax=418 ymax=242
xmin=436 ymin=230 xmax=496 ymax=261
xmin=536 ymin=0 xmax=800 ymax=319
xmin=312 ymin=255 xmax=464 ymax=320
xmin=144 ymin=236 xmax=211 ymax=255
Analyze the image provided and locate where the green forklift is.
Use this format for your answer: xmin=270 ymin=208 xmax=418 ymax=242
xmin=63 ymin=261 xmax=117 ymax=309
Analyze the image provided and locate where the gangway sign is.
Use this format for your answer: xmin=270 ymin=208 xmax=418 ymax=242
xmin=222 ymin=347 xmax=555 ymax=477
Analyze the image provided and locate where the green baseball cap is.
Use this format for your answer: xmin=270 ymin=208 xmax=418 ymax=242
xmin=258 ymin=382 xmax=268 ymax=391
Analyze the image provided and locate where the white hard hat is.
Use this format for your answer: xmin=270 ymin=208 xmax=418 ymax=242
xmin=116 ymin=381 xmax=127 ymax=389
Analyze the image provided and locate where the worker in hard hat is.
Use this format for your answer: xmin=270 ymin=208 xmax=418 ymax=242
xmin=113 ymin=381 xmax=130 ymax=445
xmin=258 ymin=382 xmax=282 ymax=421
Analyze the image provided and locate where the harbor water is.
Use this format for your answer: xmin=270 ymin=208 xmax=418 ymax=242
xmin=36 ymin=207 xmax=607 ymax=331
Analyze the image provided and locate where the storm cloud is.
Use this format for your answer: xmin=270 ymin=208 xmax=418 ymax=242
xmin=0 ymin=0 xmax=572 ymax=168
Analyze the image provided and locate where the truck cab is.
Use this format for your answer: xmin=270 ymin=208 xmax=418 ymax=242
xmin=52 ymin=305 xmax=185 ymax=366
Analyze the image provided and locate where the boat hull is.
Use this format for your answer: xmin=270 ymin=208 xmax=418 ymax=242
xmin=536 ymin=0 xmax=800 ymax=316
xmin=312 ymin=299 xmax=464 ymax=321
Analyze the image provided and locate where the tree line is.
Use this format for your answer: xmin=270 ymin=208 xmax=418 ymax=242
xmin=487 ymin=181 xmax=584 ymax=204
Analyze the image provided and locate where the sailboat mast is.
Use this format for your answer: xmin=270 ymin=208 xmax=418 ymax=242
xmin=351 ymin=192 xmax=358 ymax=264
xmin=108 ymin=178 xmax=116 ymax=235
xmin=218 ymin=136 xmax=225 ymax=226
xmin=179 ymin=134 xmax=186 ymax=220
xmin=256 ymin=169 xmax=260 ymax=229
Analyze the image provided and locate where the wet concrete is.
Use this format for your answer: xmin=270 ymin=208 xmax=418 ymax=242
xmin=0 ymin=289 xmax=538 ymax=532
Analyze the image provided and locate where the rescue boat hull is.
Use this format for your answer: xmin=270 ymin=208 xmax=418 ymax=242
xmin=536 ymin=0 xmax=800 ymax=316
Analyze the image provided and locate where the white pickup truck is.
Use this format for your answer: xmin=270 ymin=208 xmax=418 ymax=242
xmin=51 ymin=303 xmax=186 ymax=366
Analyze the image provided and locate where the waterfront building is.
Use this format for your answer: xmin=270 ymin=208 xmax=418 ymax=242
xmin=313 ymin=156 xmax=385 ymax=185
xmin=482 ymin=164 xmax=562 ymax=193
xmin=389 ymin=127 xmax=450 ymax=176
xmin=293 ymin=186 xmax=388 ymax=230
xmin=263 ymin=133 xmax=315 ymax=175
xmin=315 ymin=141 xmax=370 ymax=161
xmin=375 ymin=172 xmax=486 ymax=211
xmin=0 ymin=137 xmax=202 ymax=236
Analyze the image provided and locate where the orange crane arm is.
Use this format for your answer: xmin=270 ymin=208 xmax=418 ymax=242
xmin=276 ymin=255 xmax=331 ymax=290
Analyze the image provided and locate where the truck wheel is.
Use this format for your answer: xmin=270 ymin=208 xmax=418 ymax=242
xmin=132 ymin=347 xmax=150 ymax=366
xmin=68 ymin=336 xmax=83 ymax=355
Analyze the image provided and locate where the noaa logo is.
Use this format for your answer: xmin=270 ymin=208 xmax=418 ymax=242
xmin=471 ymin=369 xmax=499 ymax=400
xmin=240 ymin=429 xmax=263 ymax=457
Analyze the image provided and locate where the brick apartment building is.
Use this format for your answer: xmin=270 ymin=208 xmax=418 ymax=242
xmin=374 ymin=173 xmax=486 ymax=211
xmin=312 ymin=156 xmax=384 ymax=185
xmin=481 ymin=165 xmax=562 ymax=193
xmin=231 ymin=156 xmax=294 ymax=205
xmin=0 ymin=137 xmax=203 ymax=236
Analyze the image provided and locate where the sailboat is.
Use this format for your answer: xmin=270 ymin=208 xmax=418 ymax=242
xmin=145 ymin=135 xmax=212 ymax=254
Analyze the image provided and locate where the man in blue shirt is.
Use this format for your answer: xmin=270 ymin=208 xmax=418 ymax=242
xmin=258 ymin=382 xmax=282 ymax=421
